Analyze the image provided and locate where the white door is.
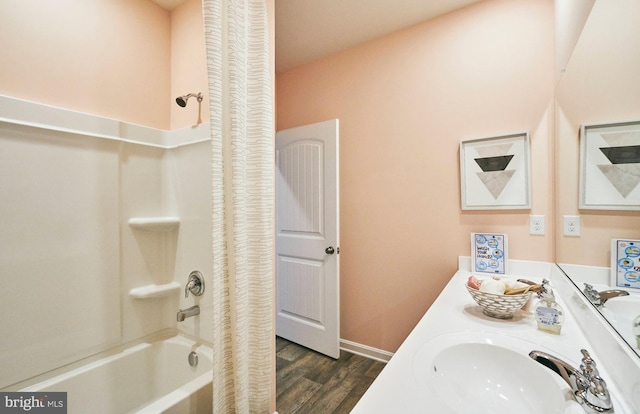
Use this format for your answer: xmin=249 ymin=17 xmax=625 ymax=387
xmin=275 ymin=119 xmax=340 ymax=359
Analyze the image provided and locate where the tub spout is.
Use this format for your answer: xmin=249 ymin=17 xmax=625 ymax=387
xmin=177 ymin=305 xmax=200 ymax=322
xmin=529 ymin=349 xmax=613 ymax=414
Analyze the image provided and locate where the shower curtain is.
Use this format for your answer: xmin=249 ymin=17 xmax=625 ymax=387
xmin=203 ymin=0 xmax=274 ymax=412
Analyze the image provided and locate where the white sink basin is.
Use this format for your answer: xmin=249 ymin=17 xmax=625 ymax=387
xmin=599 ymin=295 xmax=640 ymax=352
xmin=601 ymin=295 xmax=640 ymax=323
xmin=413 ymin=332 xmax=571 ymax=413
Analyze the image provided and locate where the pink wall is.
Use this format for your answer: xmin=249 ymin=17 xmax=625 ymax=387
xmin=554 ymin=0 xmax=595 ymax=85
xmin=0 ymin=0 xmax=172 ymax=129
xmin=171 ymin=0 xmax=210 ymax=129
xmin=277 ymin=0 xmax=555 ymax=352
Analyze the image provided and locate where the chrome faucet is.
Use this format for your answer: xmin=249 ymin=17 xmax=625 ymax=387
xmin=177 ymin=305 xmax=200 ymax=322
xmin=529 ymin=349 xmax=614 ymax=414
xmin=583 ymin=283 xmax=629 ymax=307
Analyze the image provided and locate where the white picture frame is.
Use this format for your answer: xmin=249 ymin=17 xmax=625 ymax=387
xmin=580 ymin=120 xmax=640 ymax=210
xmin=471 ymin=233 xmax=508 ymax=275
xmin=460 ymin=132 xmax=531 ymax=210
xmin=610 ymin=238 xmax=640 ymax=289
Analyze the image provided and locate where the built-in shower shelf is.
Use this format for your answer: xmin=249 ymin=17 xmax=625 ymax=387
xmin=128 ymin=217 xmax=180 ymax=231
xmin=129 ymin=282 xmax=181 ymax=299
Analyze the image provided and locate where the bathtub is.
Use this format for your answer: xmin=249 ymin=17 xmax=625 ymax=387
xmin=22 ymin=333 xmax=213 ymax=414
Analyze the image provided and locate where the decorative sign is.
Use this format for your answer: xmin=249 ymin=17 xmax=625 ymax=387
xmin=471 ymin=233 xmax=508 ymax=275
xmin=611 ymin=239 xmax=640 ymax=289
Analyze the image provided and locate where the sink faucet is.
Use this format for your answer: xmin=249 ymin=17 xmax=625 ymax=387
xmin=177 ymin=305 xmax=200 ymax=322
xmin=529 ymin=349 xmax=614 ymax=414
xmin=583 ymin=283 xmax=629 ymax=307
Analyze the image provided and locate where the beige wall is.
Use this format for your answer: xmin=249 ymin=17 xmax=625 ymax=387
xmin=277 ymin=0 xmax=555 ymax=352
xmin=555 ymin=0 xmax=640 ymax=266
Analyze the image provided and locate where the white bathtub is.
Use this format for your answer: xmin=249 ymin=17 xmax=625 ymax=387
xmin=22 ymin=333 xmax=213 ymax=414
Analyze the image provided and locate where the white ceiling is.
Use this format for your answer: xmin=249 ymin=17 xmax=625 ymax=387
xmin=151 ymin=0 xmax=484 ymax=72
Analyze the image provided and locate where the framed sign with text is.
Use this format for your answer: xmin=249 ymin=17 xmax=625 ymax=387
xmin=611 ymin=238 xmax=640 ymax=289
xmin=471 ymin=233 xmax=508 ymax=275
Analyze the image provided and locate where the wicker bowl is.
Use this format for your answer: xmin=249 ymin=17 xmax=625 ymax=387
xmin=466 ymin=284 xmax=531 ymax=319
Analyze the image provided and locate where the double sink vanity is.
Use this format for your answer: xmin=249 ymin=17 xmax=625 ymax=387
xmin=352 ymin=258 xmax=640 ymax=414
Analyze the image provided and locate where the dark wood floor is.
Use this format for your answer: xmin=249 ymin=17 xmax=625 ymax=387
xmin=276 ymin=337 xmax=386 ymax=414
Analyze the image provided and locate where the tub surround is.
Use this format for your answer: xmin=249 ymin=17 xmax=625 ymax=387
xmin=352 ymin=258 xmax=640 ymax=413
xmin=0 ymin=96 xmax=212 ymax=389
xmin=0 ymin=95 xmax=210 ymax=148
xmin=129 ymin=282 xmax=182 ymax=299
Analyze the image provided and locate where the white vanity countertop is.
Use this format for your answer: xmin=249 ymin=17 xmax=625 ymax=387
xmin=351 ymin=261 xmax=634 ymax=413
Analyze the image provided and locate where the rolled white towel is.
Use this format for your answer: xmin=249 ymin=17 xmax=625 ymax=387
xmin=479 ymin=278 xmax=506 ymax=295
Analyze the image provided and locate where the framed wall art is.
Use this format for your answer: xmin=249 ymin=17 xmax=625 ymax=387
xmin=460 ymin=132 xmax=531 ymax=210
xmin=580 ymin=120 xmax=640 ymax=210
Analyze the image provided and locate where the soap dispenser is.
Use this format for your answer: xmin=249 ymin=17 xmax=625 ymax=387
xmin=534 ymin=279 xmax=564 ymax=334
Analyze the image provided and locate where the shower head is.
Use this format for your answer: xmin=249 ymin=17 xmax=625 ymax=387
xmin=175 ymin=92 xmax=203 ymax=107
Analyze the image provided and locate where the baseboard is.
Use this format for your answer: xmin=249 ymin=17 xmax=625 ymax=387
xmin=340 ymin=339 xmax=393 ymax=363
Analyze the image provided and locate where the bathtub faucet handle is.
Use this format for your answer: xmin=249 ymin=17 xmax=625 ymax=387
xmin=185 ymin=270 xmax=205 ymax=298
xmin=185 ymin=280 xmax=195 ymax=298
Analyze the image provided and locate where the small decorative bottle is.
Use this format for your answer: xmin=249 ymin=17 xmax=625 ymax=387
xmin=633 ymin=314 xmax=640 ymax=349
xmin=534 ymin=279 xmax=564 ymax=334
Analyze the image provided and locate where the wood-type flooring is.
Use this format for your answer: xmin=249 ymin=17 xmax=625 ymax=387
xmin=276 ymin=336 xmax=386 ymax=414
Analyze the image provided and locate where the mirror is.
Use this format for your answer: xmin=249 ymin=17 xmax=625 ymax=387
xmin=555 ymin=0 xmax=640 ymax=356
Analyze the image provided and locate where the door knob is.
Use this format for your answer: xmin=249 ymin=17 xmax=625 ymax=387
xmin=325 ymin=246 xmax=335 ymax=255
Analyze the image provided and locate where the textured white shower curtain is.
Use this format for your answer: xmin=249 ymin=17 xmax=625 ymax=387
xmin=202 ymin=0 xmax=274 ymax=412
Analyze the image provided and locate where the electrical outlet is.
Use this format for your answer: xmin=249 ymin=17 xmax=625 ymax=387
xmin=529 ymin=215 xmax=545 ymax=235
xmin=563 ymin=215 xmax=581 ymax=236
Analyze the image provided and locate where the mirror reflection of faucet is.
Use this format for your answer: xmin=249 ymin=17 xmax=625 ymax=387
xmin=634 ymin=314 xmax=640 ymax=349
xmin=583 ymin=283 xmax=629 ymax=307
